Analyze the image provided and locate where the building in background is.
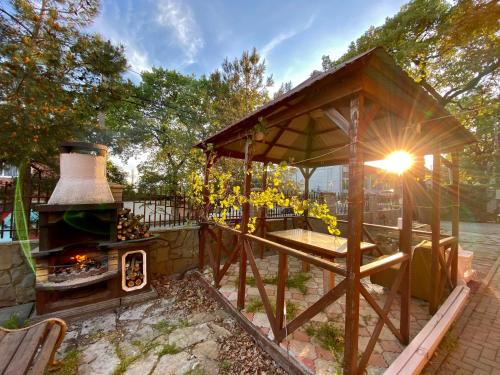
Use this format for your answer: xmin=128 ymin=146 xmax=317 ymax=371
xmin=0 ymin=162 xmax=18 ymax=184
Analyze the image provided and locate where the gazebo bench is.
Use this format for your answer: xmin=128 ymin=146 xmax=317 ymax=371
xmin=0 ymin=318 xmax=67 ymax=375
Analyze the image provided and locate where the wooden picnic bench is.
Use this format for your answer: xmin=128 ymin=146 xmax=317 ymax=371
xmin=0 ymin=318 xmax=67 ymax=375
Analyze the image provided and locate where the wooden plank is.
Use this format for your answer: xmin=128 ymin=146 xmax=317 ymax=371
xmin=267 ymin=229 xmax=376 ymax=259
xmin=244 ymin=241 xmax=278 ymax=337
xmin=259 ymin=163 xmax=268 ymax=258
xmin=0 ymin=330 xmax=28 ymax=374
xmin=238 ymin=138 xmax=253 ymax=310
xmin=245 ymin=233 xmax=347 ymax=275
xmin=280 ymin=279 xmax=347 ymax=342
xmin=4 ymin=323 xmax=48 ymax=375
xmin=275 ymin=253 xmax=288 ymax=332
xmin=400 ymin=172 xmax=413 ymax=344
xmin=215 ymin=228 xmax=222 ymax=287
xmin=359 ymin=284 xmax=403 ymax=342
xmin=386 ymin=286 xmax=469 ymax=375
xmin=28 ymin=324 xmax=62 ymax=375
xmin=358 ymin=262 xmax=408 ymax=373
xmin=359 ymin=252 xmax=408 ymax=278
xmin=217 ymin=242 xmax=241 ymax=285
xmin=451 ymin=152 xmax=460 ymax=288
xmin=430 ymin=151 xmax=441 ymax=314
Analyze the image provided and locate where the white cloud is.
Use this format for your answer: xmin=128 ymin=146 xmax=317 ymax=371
xmin=261 ymin=15 xmax=316 ymax=60
xmin=156 ymin=0 xmax=204 ymax=64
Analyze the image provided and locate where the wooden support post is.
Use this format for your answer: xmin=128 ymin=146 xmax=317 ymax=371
xmin=275 ymin=252 xmax=288 ymax=333
xmin=259 ymin=163 xmax=268 ymax=259
xmin=343 ymin=94 xmax=365 ymax=375
xmin=238 ymin=138 xmax=253 ymax=310
xmin=199 ymin=153 xmax=213 ymax=271
xmin=399 ymin=173 xmax=413 ymax=344
xmin=215 ymin=227 xmax=222 ymax=287
xmin=451 ymin=153 xmax=459 ymax=287
xmin=430 ymin=151 xmax=441 ymax=314
xmin=300 ymin=167 xmax=312 ymax=272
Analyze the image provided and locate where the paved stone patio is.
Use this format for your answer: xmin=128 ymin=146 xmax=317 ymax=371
xmin=54 ymin=276 xmax=287 ymax=375
xmin=211 ymin=253 xmax=432 ymax=374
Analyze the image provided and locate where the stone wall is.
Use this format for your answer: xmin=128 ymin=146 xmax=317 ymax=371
xmin=148 ymin=226 xmax=201 ymax=277
xmin=0 ymin=241 xmax=36 ymax=307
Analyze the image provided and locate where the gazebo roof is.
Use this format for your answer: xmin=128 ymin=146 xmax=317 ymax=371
xmin=196 ymin=48 xmax=475 ymax=167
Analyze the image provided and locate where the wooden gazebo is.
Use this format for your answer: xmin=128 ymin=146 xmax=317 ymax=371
xmin=196 ymin=47 xmax=474 ymax=374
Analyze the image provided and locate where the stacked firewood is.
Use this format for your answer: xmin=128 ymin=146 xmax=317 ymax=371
xmin=117 ymin=208 xmax=150 ymax=241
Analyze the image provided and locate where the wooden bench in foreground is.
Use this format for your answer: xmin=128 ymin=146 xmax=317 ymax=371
xmin=0 ymin=318 xmax=67 ymax=375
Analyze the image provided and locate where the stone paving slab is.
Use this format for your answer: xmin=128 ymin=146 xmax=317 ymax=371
xmin=52 ymin=299 xmax=234 ymax=374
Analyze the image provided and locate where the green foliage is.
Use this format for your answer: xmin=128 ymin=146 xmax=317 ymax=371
xmin=107 ymin=68 xmax=211 ymax=192
xmin=51 ymin=349 xmax=79 ymax=375
xmin=1 ymin=313 xmax=28 ymax=329
xmin=208 ymin=48 xmax=274 ymax=127
xmin=158 ymin=344 xmax=181 ymax=356
xmin=246 ymin=298 xmax=299 ymax=320
xmin=114 ymin=344 xmax=139 ymax=375
xmin=0 ymin=0 xmax=128 ymax=167
xmin=305 ymin=322 xmax=344 ymax=361
xmin=242 ymin=272 xmax=311 ymax=294
xmin=106 ymin=160 xmax=128 ymax=185
xmin=285 ymin=272 xmax=311 ymax=294
xmin=439 ymin=331 xmax=459 ymax=353
xmin=246 ymin=298 xmax=264 ymax=313
xmin=183 ymin=368 xmax=205 ymax=375
xmin=188 ymin=159 xmax=338 ymax=235
xmin=152 ymin=319 xmax=180 ymax=335
xmin=219 ymin=360 xmax=231 ymax=373
xmin=321 ymin=0 xmax=499 ymax=184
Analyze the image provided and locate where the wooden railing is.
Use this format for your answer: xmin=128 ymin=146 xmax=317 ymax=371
xmin=200 ymin=219 xmax=412 ymax=373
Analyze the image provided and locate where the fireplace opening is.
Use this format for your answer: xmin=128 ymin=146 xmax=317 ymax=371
xmin=122 ymin=250 xmax=147 ymax=292
xmin=49 ymin=251 xmax=109 ymax=283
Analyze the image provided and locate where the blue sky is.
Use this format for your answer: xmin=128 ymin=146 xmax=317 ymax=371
xmin=92 ymin=0 xmax=409 ymax=178
xmin=91 ymin=0 xmax=408 ymax=91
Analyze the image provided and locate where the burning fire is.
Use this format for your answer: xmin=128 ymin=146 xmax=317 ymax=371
xmin=71 ymin=255 xmax=88 ymax=263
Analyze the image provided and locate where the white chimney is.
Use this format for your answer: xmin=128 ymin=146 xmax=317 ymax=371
xmin=48 ymin=142 xmax=115 ymax=205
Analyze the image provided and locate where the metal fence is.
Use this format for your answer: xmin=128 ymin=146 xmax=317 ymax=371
xmin=0 ymin=178 xmax=53 ymax=241
xmin=1 ymin=178 xmax=401 ymax=241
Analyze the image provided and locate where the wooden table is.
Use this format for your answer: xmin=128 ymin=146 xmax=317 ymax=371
xmin=267 ymin=228 xmax=377 ymax=292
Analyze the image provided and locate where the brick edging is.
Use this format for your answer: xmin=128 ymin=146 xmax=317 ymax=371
xmin=193 ymin=271 xmax=311 ymax=375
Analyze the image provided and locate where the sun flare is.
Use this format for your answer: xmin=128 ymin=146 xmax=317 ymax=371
xmin=366 ymin=151 xmax=414 ymax=175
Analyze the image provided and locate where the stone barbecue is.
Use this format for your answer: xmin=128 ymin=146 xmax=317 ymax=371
xmin=33 ymin=142 xmax=156 ymax=316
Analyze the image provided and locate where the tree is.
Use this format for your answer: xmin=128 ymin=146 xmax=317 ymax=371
xmin=208 ymin=48 xmax=274 ymax=128
xmin=0 ymin=0 xmax=127 ymax=229
xmin=106 ymin=160 xmax=127 ymax=185
xmin=273 ymin=81 xmax=293 ymax=100
xmin=206 ymin=48 xmax=275 ymax=186
xmin=321 ymin=0 xmax=499 ymax=184
xmin=0 ymin=0 xmax=127 ymax=164
xmin=106 ymin=68 xmax=211 ymax=192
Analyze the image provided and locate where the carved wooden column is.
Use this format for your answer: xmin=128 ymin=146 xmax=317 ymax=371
xmin=237 ymin=138 xmax=253 ymax=310
xmin=344 ymin=94 xmax=366 ymax=375
xmin=430 ymin=151 xmax=441 ymax=314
